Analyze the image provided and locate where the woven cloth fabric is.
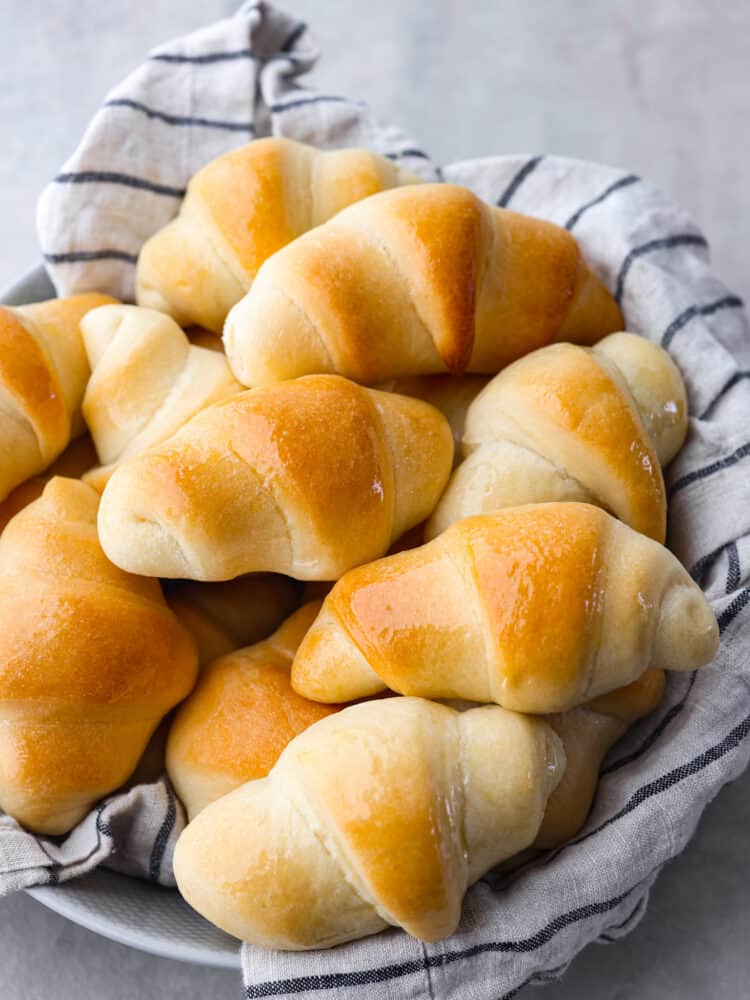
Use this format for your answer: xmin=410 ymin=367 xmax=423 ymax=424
xmin=17 ymin=2 xmax=750 ymax=997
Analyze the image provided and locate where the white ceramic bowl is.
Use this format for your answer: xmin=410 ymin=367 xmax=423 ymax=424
xmin=2 ymin=266 xmax=240 ymax=969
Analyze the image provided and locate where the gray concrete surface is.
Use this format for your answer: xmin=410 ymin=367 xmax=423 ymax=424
xmin=2 ymin=1 xmax=749 ymax=997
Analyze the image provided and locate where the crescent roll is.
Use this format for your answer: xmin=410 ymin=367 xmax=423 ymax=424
xmin=291 ymin=503 xmax=718 ymax=713
xmin=173 ymin=697 xmax=564 ymax=948
xmin=427 ymin=332 xmax=687 ymax=543
xmin=80 ymin=304 xmax=241 ymax=489
xmin=0 ymin=478 xmax=197 ymax=834
xmin=97 ymin=375 xmax=454 ymax=581
xmin=224 ymin=183 xmax=623 ymax=387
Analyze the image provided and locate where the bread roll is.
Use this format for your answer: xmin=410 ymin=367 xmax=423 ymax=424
xmin=174 ymin=697 xmax=564 ymax=948
xmin=292 ymin=503 xmax=718 ymax=712
xmin=97 ymin=375 xmax=454 ymax=581
xmin=80 ymin=304 xmax=242 ymax=489
xmin=427 ymin=332 xmax=687 ymax=542
xmin=224 ymin=183 xmax=622 ymax=386
xmin=0 ymin=478 xmax=197 ymax=834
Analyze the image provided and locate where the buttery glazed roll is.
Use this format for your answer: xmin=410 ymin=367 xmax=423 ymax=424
xmin=97 ymin=375 xmax=454 ymax=581
xmin=427 ymin=332 xmax=687 ymax=543
xmin=224 ymin=183 xmax=623 ymax=387
xmin=80 ymin=305 xmax=241 ymax=489
xmin=136 ymin=138 xmax=419 ymax=332
xmin=165 ymin=574 xmax=301 ymax=665
xmin=291 ymin=504 xmax=718 ymax=713
xmin=0 ymin=478 xmax=198 ymax=834
xmin=167 ymin=602 xmax=337 ymax=819
xmin=0 ymin=434 xmax=97 ymax=533
xmin=173 ymin=697 xmax=564 ymax=948
xmin=0 ymin=293 xmax=116 ymax=501
xmin=535 ymin=668 xmax=666 ymax=848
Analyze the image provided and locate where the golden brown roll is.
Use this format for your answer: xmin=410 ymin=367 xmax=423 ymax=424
xmin=291 ymin=503 xmax=718 ymax=713
xmin=97 ymin=375 xmax=454 ymax=581
xmin=0 ymin=478 xmax=198 ymax=834
xmin=427 ymin=332 xmax=687 ymax=543
xmin=224 ymin=183 xmax=622 ymax=387
xmin=0 ymin=293 xmax=116 ymax=501
xmin=167 ymin=602 xmax=337 ymax=819
xmin=535 ymin=668 xmax=666 ymax=848
xmin=173 ymin=697 xmax=564 ymax=948
xmin=165 ymin=574 xmax=301 ymax=666
xmin=136 ymin=138 xmax=419 ymax=332
xmin=80 ymin=305 xmax=242 ymax=489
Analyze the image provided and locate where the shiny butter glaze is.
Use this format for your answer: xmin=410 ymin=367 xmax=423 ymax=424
xmin=226 ymin=184 xmax=623 ymax=387
xmin=173 ymin=698 xmax=562 ymax=948
xmin=98 ymin=374 xmax=452 ymax=580
xmin=0 ymin=478 xmax=197 ymax=834
xmin=465 ymin=342 xmax=667 ymax=541
xmin=332 ymin=504 xmax=605 ymax=708
xmin=295 ymin=503 xmax=717 ymax=713
xmin=193 ymin=138 xmax=409 ymax=280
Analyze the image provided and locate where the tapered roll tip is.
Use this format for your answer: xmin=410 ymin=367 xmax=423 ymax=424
xmin=653 ymin=582 xmax=719 ymax=671
xmin=291 ymin=608 xmax=387 ymax=703
xmin=98 ymin=463 xmax=194 ymax=579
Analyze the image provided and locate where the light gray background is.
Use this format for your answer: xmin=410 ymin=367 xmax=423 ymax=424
xmin=2 ymin=1 xmax=749 ymax=997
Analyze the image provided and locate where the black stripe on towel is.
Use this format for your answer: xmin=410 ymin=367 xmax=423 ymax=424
xmin=148 ymin=783 xmax=177 ymax=883
xmin=661 ymin=294 xmax=744 ymax=349
xmin=44 ymin=249 xmax=138 ymax=265
xmin=700 ymin=369 xmax=750 ymax=420
xmin=691 ymin=540 xmax=734 ymax=583
xmin=496 ymin=155 xmax=544 ymax=208
xmin=726 ymin=542 xmax=742 ymax=593
xmin=564 ymin=174 xmax=640 ymax=230
xmin=104 ymin=98 xmax=254 ymax=133
xmin=669 ymin=440 xmax=750 ymax=498
xmin=384 ymin=148 xmax=432 ymax=161
xmin=244 ymin=882 xmax=647 ymax=997
xmin=149 ymin=48 xmax=253 ymax=64
xmin=717 ymin=587 xmax=750 ymax=633
xmin=614 ymin=233 xmax=709 ymax=304
xmin=55 ymin=171 xmax=185 ymax=199
xmin=269 ymin=94 xmax=365 ymax=114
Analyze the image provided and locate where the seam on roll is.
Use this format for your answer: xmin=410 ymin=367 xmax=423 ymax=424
xmin=337 ymin=216 xmax=443 ymax=373
xmin=279 ymin=768 xmax=394 ymax=933
xmin=224 ymin=439 xmax=295 ymax=575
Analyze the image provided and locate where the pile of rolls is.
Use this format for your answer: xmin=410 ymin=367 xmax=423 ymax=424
xmin=0 ymin=138 xmax=718 ymax=951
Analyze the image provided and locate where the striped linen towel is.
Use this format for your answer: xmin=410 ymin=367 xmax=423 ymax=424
xmin=13 ymin=0 xmax=750 ymax=996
